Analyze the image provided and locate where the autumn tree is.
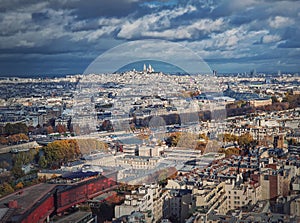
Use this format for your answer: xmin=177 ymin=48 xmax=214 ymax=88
xmin=7 ymin=135 xmax=19 ymax=144
xmin=105 ymin=192 xmax=123 ymax=204
xmin=195 ymin=141 xmax=207 ymax=153
xmin=56 ymin=124 xmax=67 ymax=133
xmin=76 ymin=138 xmax=108 ymax=154
xmin=238 ymin=133 xmax=255 ymax=148
xmin=45 ymin=126 xmax=54 ymax=134
xmin=0 ymin=136 xmax=8 ymax=145
xmin=15 ymin=182 xmax=24 ymax=190
xmin=99 ymin=120 xmax=114 ymax=132
xmin=223 ymin=133 xmax=239 ymax=143
xmin=28 ymin=125 xmax=35 ymax=133
xmin=283 ymin=93 xmax=300 ymax=108
xmin=165 ymin=132 xmax=182 ymax=147
xmin=42 ymin=139 xmax=81 ymax=168
xmin=199 ymin=133 xmax=209 ymax=141
xmin=7 ymin=133 xmax=29 ymax=144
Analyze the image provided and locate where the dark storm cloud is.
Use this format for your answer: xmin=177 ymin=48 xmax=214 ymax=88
xmin=48 ymin=0 xmax=170 ymax=19
xmin=0 ymin=53 xmax=93 ymax=76
xmin=0 ymin=37 xmax=85 ymax=55
xmin=0 ymin=0 xmax=39 ymax=12
xmin=278 ymin=27 xmax=300 ymax=48
xmin=278 ymin=41 xmax=300 ymax=48
xmin=51 ymin=0 xmax=138 ymax=19
xmin=64 ymin=19 xmax=100 ymax=32
xmin=31 ymin=11 xmax=50 ymax=22
xmin=229 ymin=15 xmax=254 ymax=26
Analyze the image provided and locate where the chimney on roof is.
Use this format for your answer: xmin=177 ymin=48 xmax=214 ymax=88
xmin=8 ymin=200 xmax=18 ymax=209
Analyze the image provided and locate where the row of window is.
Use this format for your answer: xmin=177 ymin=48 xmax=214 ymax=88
xmin=228 ymin=201 xmax=245 ymax=205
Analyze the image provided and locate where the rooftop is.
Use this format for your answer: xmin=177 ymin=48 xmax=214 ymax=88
xmin=0 ymin=183 xmax=56 ymax=216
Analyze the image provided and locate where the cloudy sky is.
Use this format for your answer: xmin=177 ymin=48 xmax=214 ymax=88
xmin=0 ymin=0 xmax=299 ymax=76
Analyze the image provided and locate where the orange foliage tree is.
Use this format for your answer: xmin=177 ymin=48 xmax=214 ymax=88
xmin=43 ymin=139 xmax=81 ymax=168
xmin=7 ymin=133 xmax=29 ymax=144
xmin=56 ymin=124 xmax=67 ymax=133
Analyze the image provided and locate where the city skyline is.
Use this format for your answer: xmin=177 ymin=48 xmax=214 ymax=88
xmin=0 ymin=0 xmax=300 ymax=76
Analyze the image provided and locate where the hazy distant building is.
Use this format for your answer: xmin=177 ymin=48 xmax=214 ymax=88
xmin=143 ymin=64 xmax=154 ymax=73
xmin=249 ymin=98 xmax=272 ymax=107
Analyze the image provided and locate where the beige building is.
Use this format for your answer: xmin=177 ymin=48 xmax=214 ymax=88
xmin=192 ymin=180 xmax=227 ymax=221
xmin=116 ymin=155 xmax=159 ymax=169
xmin=115 ymin=184 xmax=165 ymax=222
xmin=290 ymin=195 xmax=300 ymax=217
xmin=225 ymin=178 xmax=261 ymax=211
xmin=138 ymin=144 xmax=164 ymax=157
xmin=249 ymin=98 xmax=272 ymax=107
xmin=260 ymin=164 xmax=293 ymax=200
xmin=165 ymin=179 xmax=186 ymax=190
xmin=192 ymin=175 xmax=262 ymax=223
xmin=164 ymin=189 xmax=193 ymax=223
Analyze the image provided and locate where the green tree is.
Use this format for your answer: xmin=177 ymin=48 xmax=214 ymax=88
xmin=0 ymin=160 xmax=9 ymax=169
xmin=38 ymin=156 xmax=48 ymax=169
xmin=1 ymin=182 xmax=14 ymax=195
xmin=11 ymin=166 xmax=24 ymax=179
xmin=4 ymin=123 xmax=28 ymax=135
xmin=12 ymin=150 xmax=37 ymax=167
xmin=271 ymin=96 xmax=278 ymax=103
xmin=4 ymin=123 xmax=14 ymax=135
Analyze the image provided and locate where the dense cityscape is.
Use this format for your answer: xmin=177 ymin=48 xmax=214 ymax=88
xmin=0 ymin=67 xmax=299 ymax=222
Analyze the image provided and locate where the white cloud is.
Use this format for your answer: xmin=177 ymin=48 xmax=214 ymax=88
xmin=269 ymin=16 xmax=295 ymax=28
xmin=118 ymin=13 xmax=225 ymax=40
xmin=0 ymin=12 xmax=34 ymax=36
xmin=187 ymin=18 xmax=225 ymax=33
xmin=262 ymin=34 xmax=281 ymax=44
xmin=142 ymin=18 xmax=225 ymax=40
xmin=117 ymin=5 xmax=197 ymax=39
xmin=185 ymin=26 xmax=269 ymax=58
xmin=87 ymin=26 xmax=118 ymax=42
xmin=144 ymin=29 xmax=191 ymax=39
xmin=98 ymin=17 xmax=122 ymax=26
xmin=16 ymin=40 xmax=35 ymax=47
xmin=0 ymin=8 xmax=75 ymax=49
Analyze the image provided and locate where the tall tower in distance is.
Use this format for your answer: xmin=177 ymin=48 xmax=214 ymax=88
xmin=148 ymin=64 xmax=154 ymax=73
